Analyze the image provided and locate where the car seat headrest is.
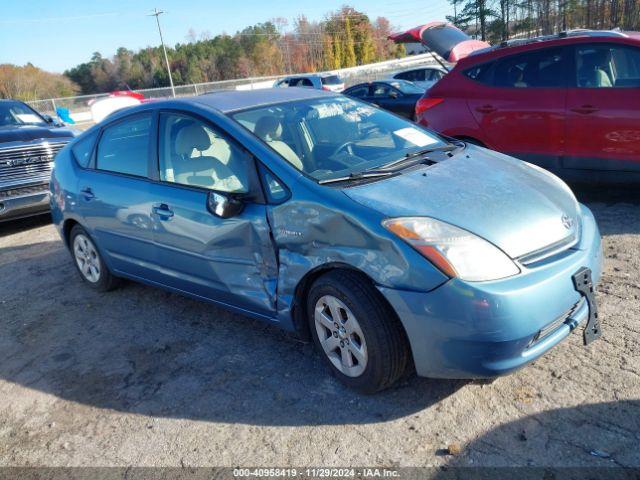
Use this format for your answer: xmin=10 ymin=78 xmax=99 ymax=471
xmin=254 ymin=116 xmax=282 ymax=141
xmin=175 ymin=123 xmax=212 ymax=156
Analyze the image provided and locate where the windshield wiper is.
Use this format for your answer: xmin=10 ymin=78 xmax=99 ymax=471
xmin=375 ymin=143 xmax=461 ymax=172
xmin=318 ymin=142 xmax=465 ymax=185
xmin=318 ymin=170 xmax=395 ymax=185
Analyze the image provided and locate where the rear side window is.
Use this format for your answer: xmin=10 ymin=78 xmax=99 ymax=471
xmin=290 ymin=78 xmax=313 ymax=87
xmin=464 ymin=62 xmax=494 ymax=83
xmin=396 ymin=70 xmax=425 ymax=82
xmin=321 ymin=75 xmax=342 ymax=85
xmin=96 ymin=114 xmax=151 ymax=177
xmin=492 ymin=48 xmax=566 ymax=88
xmin=428 ymin=69 xmax=445 ymax=81
xmin=71 ymin=130 xmax=99 ymax=168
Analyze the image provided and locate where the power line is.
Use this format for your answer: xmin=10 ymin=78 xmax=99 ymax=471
xmin=148 ymin=8 xmax=176 ymax=98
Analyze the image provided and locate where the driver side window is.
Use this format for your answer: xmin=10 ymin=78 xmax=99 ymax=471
xmin=371 ymin=84 xmax=393 ymax=98
xmin=158 ymin=113 xmax=251 ymax=193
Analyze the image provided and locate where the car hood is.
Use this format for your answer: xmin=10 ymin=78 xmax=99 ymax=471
xmin=0 ymin=125 xmax=76 ymax=144
xmin=344 ymin=146 xmax=581 ymax=259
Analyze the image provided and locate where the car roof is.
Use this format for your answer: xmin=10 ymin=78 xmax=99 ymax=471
xmin=345 ymin=81 xmax=386 ymax=90
xmin=191 ymin=87 xmax=336 ymax=113
xmin=390 ymin=65 xmax=446 ymax=73
xmin=459 ymin=29 xmax=640 ymax=65
xmin=282 ymin=73 xmax=338 ymax=79
xmin=350 ymin=79 xmax=414 ymax=86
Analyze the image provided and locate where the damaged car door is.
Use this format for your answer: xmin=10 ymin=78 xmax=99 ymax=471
xmin=148 ymin=111 xmax=278 ymax=317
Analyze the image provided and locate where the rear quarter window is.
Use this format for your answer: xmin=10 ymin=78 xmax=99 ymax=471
xmin=71 ymin=130 xmax=99 ymax=168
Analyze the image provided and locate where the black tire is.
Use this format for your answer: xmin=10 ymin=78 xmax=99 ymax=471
xmin=307 ymin=270 xmax=410 ymax=394
xmin=69 ymin=224 xmax=119 ymax=292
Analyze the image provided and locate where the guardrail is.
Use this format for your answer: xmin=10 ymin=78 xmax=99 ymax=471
xmin=26 ymin=53 xmax=442 ymax=125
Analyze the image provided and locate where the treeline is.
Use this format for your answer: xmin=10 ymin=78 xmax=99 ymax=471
xmin=449 ymin=0 xmax=640 ymax=42
xmin=65 ymin=6 xmax=405 ymax=95
xmin=0 ymin=64 xmax=79 ymax=101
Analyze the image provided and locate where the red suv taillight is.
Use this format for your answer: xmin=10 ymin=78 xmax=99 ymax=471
xmin=415 ymin=97 xmax=444 ymax=117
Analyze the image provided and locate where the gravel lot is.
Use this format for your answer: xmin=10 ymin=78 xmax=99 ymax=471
xmin=0 ymin=187 xmax=638 ymax=468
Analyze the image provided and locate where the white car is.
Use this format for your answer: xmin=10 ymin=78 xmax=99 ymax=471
xmin=273 ymin=74 xmax=345 ymax=92
xmin=386 ymin=66 xmax=448 ymax=90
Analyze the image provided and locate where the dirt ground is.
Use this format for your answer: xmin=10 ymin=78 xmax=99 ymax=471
xmin=0 ymin=187 xmax=638 ymax=468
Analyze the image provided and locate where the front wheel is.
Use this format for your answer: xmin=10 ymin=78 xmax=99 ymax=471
xmin=70 ymin=224 xmax=119 ymax=292
xmin=308 ymin=271 xmax=410 ymax=393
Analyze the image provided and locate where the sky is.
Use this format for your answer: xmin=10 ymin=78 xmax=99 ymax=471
xmin=0 ymin=0 xmax=452 ymax=73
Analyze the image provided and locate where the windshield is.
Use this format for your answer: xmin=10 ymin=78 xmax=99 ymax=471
xmin=232 ymin=96 xmax=448 ymax=182
xmin=0 ymin=102 xmax=47 ymax=127
xmin=389 ymin=80 xmax=425 ymax=94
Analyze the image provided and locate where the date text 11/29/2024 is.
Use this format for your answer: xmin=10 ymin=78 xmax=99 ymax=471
xmin=233 ymin=468 xmax=400 ymax=477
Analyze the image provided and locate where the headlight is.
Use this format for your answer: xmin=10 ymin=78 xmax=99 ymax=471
xmin=383 ymin=217 xmax=520 ymax=282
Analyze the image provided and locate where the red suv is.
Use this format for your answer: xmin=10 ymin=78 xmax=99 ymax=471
xmin=416 ymin=30 xmax=640 ymax=182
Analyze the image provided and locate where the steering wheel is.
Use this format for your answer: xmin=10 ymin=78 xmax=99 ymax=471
xmin=332 ymin=141 xmax=356 ymax=157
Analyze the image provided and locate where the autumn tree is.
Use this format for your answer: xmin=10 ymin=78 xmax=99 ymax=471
xmin=0 ymin=63 xmax=79 ymax=100
xmin=450 ymin=0 xmax=640 ymax=43
xmin=58 ymin=5 xmax=405 ymax=95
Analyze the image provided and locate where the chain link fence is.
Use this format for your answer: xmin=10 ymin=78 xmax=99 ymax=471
xmin=26 ymin=53 xmax=442 ymax=127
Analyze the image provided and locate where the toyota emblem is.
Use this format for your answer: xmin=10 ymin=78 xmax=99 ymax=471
xmin=561 ymin=214 xmax=574 ymax=230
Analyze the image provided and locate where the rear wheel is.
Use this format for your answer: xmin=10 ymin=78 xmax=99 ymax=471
xmin=70 ymin=225 xmax=119 ymax=292
xmin=308 ymin=270 xmax=410 ymax=393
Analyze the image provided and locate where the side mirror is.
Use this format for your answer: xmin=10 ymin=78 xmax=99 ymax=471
xmin=43 ymin=114 xmax=56 ymax=124
xmin=207 ymin=191 xmax=245 ymax=219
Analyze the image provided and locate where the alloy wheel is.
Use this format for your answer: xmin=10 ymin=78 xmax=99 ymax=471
xmin=73 ymin=234 xmax=101 ymax=283
xmin=314 ymin=295 xmax=368 ymax=377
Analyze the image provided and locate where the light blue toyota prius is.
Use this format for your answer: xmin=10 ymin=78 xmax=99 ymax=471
xmin=50 ymin=88 xmax=603 ymax=393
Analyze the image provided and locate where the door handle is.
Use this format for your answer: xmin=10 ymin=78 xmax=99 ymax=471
xmin=475 ymin=104 xmax=497 ymax=114
xmin=80 ymin=187 xmax=95 ymax=200
xmin=570 ymin=105 xmax=598 ymax=114
xmin=152 ymin=203 xmax=174 ymax=219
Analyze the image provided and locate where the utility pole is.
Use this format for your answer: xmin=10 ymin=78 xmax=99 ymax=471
xmin=148 ymin=8 xmax=175 ymax=97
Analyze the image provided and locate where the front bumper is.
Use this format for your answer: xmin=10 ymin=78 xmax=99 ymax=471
xmin=0 ymin=187 xmax=50 ymax=222
xmin=379 ymin=203 xmax=603 ymax=378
